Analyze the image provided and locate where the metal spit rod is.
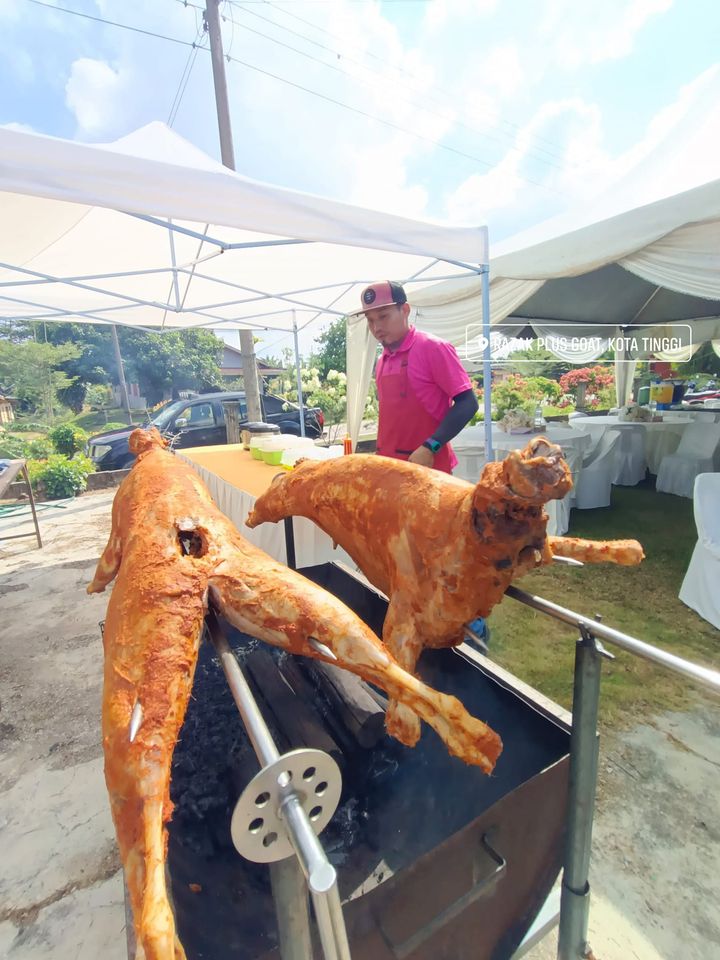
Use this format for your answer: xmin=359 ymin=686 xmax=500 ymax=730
xmin=506 ymin=585 xmax=720 ymax=960
xmin=506 ymin=585 xmax=720 ymax=695
xmin=206 ymin=612 xmax=352 ymax=960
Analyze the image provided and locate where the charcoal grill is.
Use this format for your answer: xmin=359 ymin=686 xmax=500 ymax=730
xmin=164 ymin=557 xmax=572 ymax=960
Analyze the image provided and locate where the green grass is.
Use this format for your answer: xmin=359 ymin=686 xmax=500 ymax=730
xmin=488 ymin=481 xmax=717 ymax=728
xmin=70 ymin=407 xmax=144 ymax=431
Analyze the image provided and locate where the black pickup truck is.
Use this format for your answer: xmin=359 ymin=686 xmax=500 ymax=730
xmin=86 ymin=391 xmax=324 ymax=471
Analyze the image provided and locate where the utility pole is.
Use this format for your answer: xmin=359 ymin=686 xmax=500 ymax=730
xmin=204 ymin=0 xmax=263 ymax=423
xmin=111 ymin=324 xmax=133 ymax=425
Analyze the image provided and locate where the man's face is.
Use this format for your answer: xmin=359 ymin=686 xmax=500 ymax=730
xmin=366 ymin=303 xmax=410 ymax=348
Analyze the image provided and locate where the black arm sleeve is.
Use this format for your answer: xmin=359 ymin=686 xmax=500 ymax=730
xmin=430 ymin=388 xmax=479 ymax=446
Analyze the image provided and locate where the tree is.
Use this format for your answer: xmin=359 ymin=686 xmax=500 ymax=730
xmin=120 ymin=329 xmax=224 ymax=403
xmin=0 ymin=339 xmax=80 ymax=420
xmin=311 ymin=318 xmax=347 ymax=377
xmin=506 ymin=341 xmax=571 ymax=380
xmin=40 ymin=323 xmax=224 ymax=406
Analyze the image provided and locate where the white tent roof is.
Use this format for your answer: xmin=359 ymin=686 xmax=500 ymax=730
xmin=409 ymin=177 xmax=720 ymax=354
xmin=0 ymin=121 xmax=488 ymax=334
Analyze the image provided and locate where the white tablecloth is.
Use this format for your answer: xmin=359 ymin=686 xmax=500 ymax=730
xmin=182 ymin=457 xmax=353 ymax=569
xmin=569 ymin=416 xmax=693 ymax=474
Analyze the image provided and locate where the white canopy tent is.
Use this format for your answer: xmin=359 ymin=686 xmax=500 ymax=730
xmin=397 ymin=70 xmax=720 ymax=409
xmin=0 ymin=121 xmax=490 ymax=447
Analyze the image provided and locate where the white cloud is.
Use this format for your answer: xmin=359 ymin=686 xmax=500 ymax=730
xmin=65 ymin=58 xmax=125 ymax=136
xmin=540 ymin=0 xmax=674 ymax=70
xmin=444 ymin=97 xmax=609 ymax=228
xmin=1 ymin=121 xmax=36 ymax=133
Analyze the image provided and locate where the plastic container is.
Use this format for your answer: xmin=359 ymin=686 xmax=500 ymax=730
xmin=281 ymin=444 xmax=344 ymax=468
xmin=250 ymin=435 xmax=279 ymax=460
xmin=637 ymin=385 xmax=651 ymax=406
xmin=650 ymin=381 xmax=673 ymax=409
xmin=260 ymin=435 xmax=302 ymax=465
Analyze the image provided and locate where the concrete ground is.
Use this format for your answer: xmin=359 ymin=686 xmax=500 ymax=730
xmin=1 ymin=490 xmax=719 ymax=959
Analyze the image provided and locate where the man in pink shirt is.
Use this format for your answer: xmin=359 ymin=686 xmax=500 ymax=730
xmin=356 ymin=280 xmax=478 ymax=474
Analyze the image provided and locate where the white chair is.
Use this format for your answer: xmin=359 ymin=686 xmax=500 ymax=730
xmin=610 ymin=425 xmax=646 ymax=486
xmin=452 ymin=424 xmax=488 ymax=482
xmin=679 ymin=474 xmax=720 ymax=629
xmin=454 ymin=447 xmax=486 ymax=483
xmin=574 ymin=431 xmax=621 ymax=509
xmin=656 ymin=423 xmax=720 ymax=498
xmin=544 ymin=447 xmax=583 ymax=534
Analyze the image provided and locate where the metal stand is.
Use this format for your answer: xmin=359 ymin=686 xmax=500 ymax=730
xmin=506 ymin=585 xmax=720 ymax=960
xmin=557 ymin=626 xmax=612 ymax=960
xmin=0 ymin=460 xmax=42 ymax=549
xmin=205 ymin=610 xmax=352 ymax=960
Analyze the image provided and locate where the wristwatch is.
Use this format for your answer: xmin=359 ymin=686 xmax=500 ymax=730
xmin=422 ymin=438 xmax=442 ymax=454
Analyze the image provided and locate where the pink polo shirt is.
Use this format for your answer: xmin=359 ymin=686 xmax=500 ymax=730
xmin=375 ymin=326 xmax=472 ymax=422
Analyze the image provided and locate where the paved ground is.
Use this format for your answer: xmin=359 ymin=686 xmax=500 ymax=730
xmin=1 ymin=490 xmax=718 ymax=959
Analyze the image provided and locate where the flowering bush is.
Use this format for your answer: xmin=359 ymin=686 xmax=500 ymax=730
xmin=558 ymin=367 xmax=615 ymax=410
xmin=269 ymin=367 xmax=377 ymax=444
xmin=473 ymin=374 xmax=564 ymax=421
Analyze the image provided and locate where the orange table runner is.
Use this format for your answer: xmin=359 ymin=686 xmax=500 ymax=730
xmin=180 ymin=444 xmax=283 ymax=499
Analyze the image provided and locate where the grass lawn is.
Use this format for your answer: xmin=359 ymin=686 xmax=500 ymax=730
xmin=488 ymin=480 xmax=718 ymax=728
xmin=71 ymin=407 xmax=145 ymax=432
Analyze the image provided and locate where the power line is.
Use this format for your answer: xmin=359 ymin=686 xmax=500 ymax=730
xmin=25 ymin=0 xmax=556 ymax=191
xmin=26 ymin=0 xmax=197 ymax=47
xmin=179 ymin=0 xmax=572 ymax=171
xmin=248 ymin=0 xmax=577 ymax=166
xmin=220 ymin=0 xmax=570 ymax=174
xmin=167 ymin=26 xmax=206 ymax=126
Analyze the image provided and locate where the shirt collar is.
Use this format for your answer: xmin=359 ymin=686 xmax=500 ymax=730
xmin=382 ymin=325 xmax=416 ymax=358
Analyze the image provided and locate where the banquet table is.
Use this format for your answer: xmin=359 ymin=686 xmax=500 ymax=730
xmin=568 ymin=415 xmax=693 ymax=474
xmin=180 ymin=445 xmax=353 ymax=568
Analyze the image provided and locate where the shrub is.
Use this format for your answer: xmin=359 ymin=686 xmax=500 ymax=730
xmin=11 ymin=421 xmax=50 ymax=433
xmin=48 ymin=423 xmax=89 ymax=456
xmin=30 ymin=453 xmax=95 ymax=500
xmin=0 ymin=432 xmax=28 ymax=459
xmin=27 ymin=438 xmax=54 ymax=459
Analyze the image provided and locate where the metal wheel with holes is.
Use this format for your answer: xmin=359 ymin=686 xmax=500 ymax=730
xmin=230 ymin=748 xmax=342 ymax=863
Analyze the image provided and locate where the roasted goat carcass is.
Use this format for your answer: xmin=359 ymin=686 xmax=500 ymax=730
xmin=247 ymin=437 xmax=644 ymax=746
xmin=88 ymin=427 xmax=502 ymax=960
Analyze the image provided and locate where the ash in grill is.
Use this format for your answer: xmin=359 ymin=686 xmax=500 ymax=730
xmin=168 ymin=564 xmax=571 ymax=960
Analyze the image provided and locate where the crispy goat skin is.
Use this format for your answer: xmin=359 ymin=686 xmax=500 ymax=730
xmin=89 ymin=427 xmax=503 ymax=960
xmin=247 ymin=437 xmax=644 ymax=744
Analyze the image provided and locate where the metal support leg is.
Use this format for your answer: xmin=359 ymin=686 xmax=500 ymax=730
xmin=23 ymin=464 xmax=42 ymax=549
xmin=270 ymin=858 xmax=313 ymax=960
xmin=557 ymin=625 xmax=612 ymax=960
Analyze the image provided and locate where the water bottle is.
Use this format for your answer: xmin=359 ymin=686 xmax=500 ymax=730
xmin=534 ymin=405 xmax=546 ymax=430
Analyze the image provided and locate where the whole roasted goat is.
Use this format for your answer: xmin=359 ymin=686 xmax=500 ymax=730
xmin=247 ymin=437 xmax=644 ymax=746
xmin=88 ymin=428 xmax=502 ymax=960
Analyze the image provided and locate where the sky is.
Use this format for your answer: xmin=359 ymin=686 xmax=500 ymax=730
xmin=1 ymin=0 xmax=719 ymax=357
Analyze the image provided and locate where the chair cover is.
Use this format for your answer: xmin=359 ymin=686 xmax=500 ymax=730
xmin=575 ymin=432 xmax=621 ymax=509
xmin=611 ymin=425 xmax=646 ymax=486
xmin=679 ymin=473 xmax=720 ymax=629
xmin=656 ymin=423 xmax=720 ymax=498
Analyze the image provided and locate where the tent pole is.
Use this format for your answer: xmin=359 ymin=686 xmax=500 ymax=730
xmin=481 ymin=265 xmax=493 ymax=461
xmin=292 ymin=311 xmax=306 ymax=437
xmin=111 ymin=324 xmax=132 ymax=425
xmin=204 ymin=0 xmax=263 ymax=424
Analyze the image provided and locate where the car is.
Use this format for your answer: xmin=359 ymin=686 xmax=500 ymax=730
xmin=86 ymin=391 xmax=324 ymax=471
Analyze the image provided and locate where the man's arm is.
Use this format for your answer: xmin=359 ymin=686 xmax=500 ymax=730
xmin=408 ymin=389 xmax=479 ymax=466
xmin=429 ymin=388 xmax=479 ymax=446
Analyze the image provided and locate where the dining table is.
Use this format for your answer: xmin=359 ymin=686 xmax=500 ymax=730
xmin=568 ymin=414 xmax=693 ymax=474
